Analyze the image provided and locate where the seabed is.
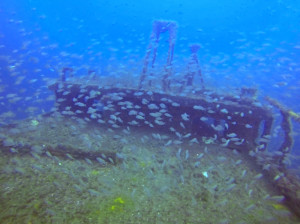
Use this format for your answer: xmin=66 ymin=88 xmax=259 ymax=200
xmin=0 ymin=114 xmax=299 ymax=224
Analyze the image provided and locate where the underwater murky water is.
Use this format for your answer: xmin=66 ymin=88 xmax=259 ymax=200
xmin=1 ymin=1 xmax=300 ymax=223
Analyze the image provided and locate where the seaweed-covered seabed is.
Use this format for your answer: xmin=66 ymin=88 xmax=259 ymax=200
xmin=0 ymin=114 xmax=298 ymax=224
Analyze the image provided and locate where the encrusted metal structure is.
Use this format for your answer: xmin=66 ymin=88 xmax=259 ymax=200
xmin=139 ymin=20 xmax=177 ymax=91
xmin=49 ymin=80 xmax=273 ymax=153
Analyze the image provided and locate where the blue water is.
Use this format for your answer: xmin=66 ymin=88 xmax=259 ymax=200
xmin=0 ymin=0 xmax=300 ymax=149
xmin=0 ymin=1 xmax=300 ymax=159
xmin=1 ymin=1 xmax=300 ymax=222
